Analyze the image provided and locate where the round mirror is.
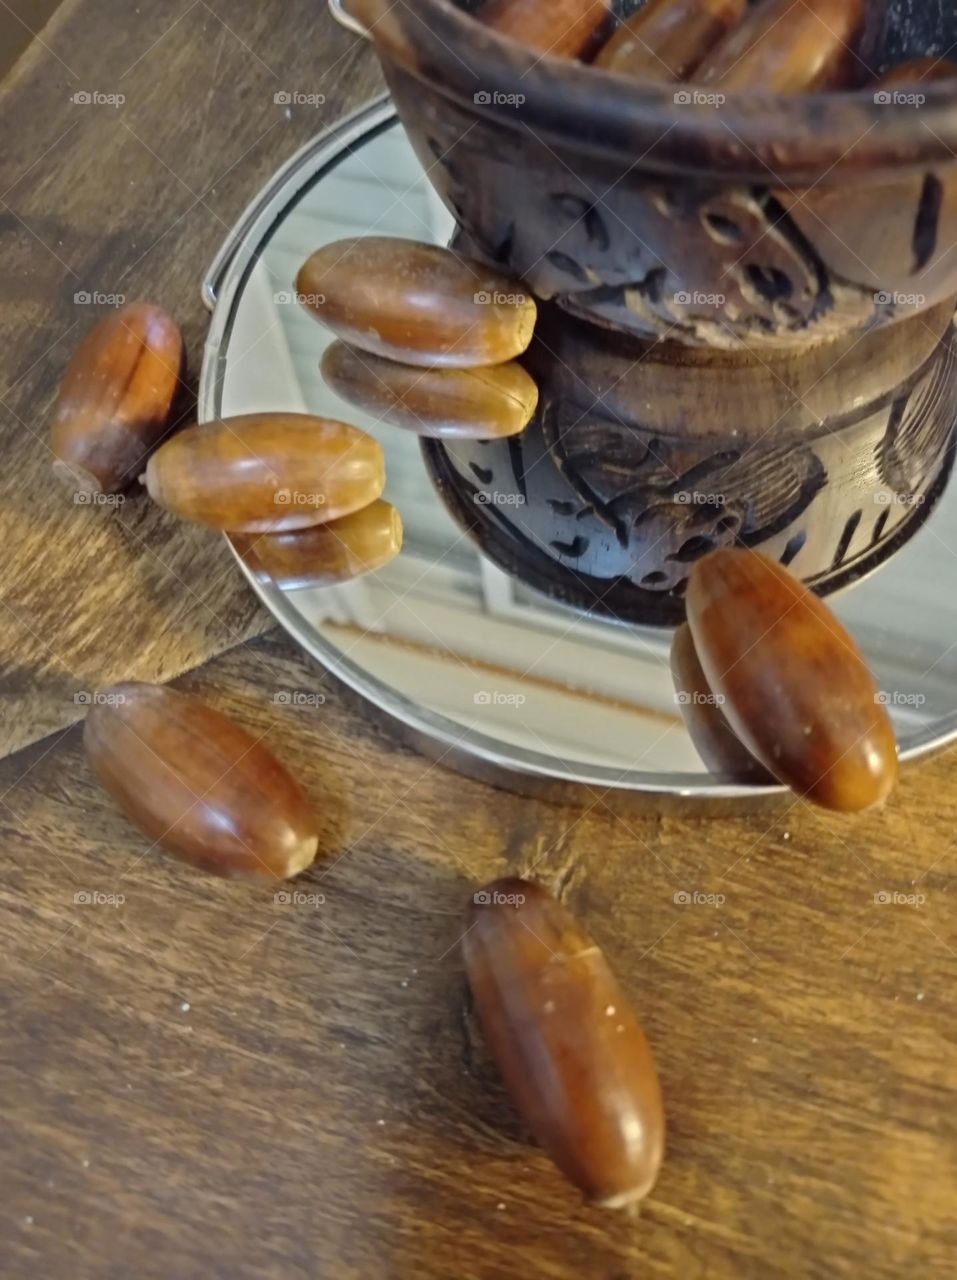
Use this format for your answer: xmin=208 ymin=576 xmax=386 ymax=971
xmin=199 ymin=98 xmax=957 ymax=807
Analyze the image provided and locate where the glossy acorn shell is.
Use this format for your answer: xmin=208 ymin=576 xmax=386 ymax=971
xmin=296 ymin=237 xmax=537 ymax=369
xmin=670 ymin=623 xmax=773 ymax=783
xmin=50 ymin=302 xmax=183 ymax=495
xmin=686 ymin=550 xmax=898 ymax=812
xmin=694 ymin=0 xmax=865 ymax=92
xmin=83 ymin=683 xmax=319 ymax=880
xmin=478 ymin=0 xmax=612 ymax=59
xmin=463 ymin=877 xmax=665 ymax=1208
xmin=321 ymin=341 xmax=539 ymax=439
xmin=594 ymin=0 xmax=745 ymax=81
xmin=144 ymin=413 xmax=385 ymax=532
xmin=230 ymin=500 xmax=403 ymax=591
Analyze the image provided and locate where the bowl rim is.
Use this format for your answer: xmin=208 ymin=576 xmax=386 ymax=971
xmin=356 ymin=0 xmax=957 ymax=183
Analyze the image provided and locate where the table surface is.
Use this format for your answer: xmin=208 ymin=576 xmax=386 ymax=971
xmin=2 ymin=4 xmax=956 ymax=1278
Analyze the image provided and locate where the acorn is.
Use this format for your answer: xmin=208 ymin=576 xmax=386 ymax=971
xmin=296 ymin=238 xmax=537 ymax=369
xmin=144 ymin=413 xmax=385 ymax=532
xmin=321 ymin=341 xmax=539 ymax=438
xmin=670 ymin=622 xmax=773 ymax=783
xmin=50 ymin=302 xmax=183 ymax=495
xmin=693 ymin=0 xmax=866 ymax=92
xmin=230 ymin=501 xmax=403 ymax=591
xmin=84 ymin=683 xmax=319 ymax=880
xmin=478 ymin=0 xmax=612 ymax=59
xmin=594 ymin=0 xmax=745 ymax=82
xmin=464 ymin=878 xmax=665 ymax=1208
xmin=686 ymin=549 xmax=898 ymax=812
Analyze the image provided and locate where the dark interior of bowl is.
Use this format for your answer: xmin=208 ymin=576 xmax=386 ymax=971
xmin=454 ymin=0 xmax=957 ymax=79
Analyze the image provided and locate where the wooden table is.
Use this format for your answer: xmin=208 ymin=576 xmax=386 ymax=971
xmin=2 ymin=4 xmax=955 ymax=1277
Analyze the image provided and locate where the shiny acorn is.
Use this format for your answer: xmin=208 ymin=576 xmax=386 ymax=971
xmin=84 ymin=683 xmax=319 ymax=880
xmin=694 ymin=0 xmax=865 ymax=91
xmin=230 ymin=500 xmax=403 ymax=591
xmin=51 ymin=302 xmax=183 ymax=495
xmin=144 ymin=413 xmax=385 ymax=532
xmin=594 ymin=0 xmax=745 ymax=81
xmin=670 ymin=623 xmax=773 ymax=783
xmin=876 ymin=57 xmax=957 ymax=87
xmin=321 ymin=341 xmax=539 ymax=439
xmin=464 ymin=878 xmax=665 ymax=1208
xmin=478 ymin=0 xmax=612 ymax=59
xmin=296 ymin=238 xmax=537 ymax=369
xmin=686 ymin=549 xmax=898 ymax=812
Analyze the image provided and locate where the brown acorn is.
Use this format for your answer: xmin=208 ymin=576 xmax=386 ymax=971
xmin=144 ymin=413 xmax=385 ymax=532
xmin=686 ymin=549 xmax=898 ymax=812
xmin=230 ymin=501 xmax=403 ymax=591
xmin=478 ymin=0 xmax=612 ymax=59
xmin=50 ymin=302 xmax=183 ymax=495
xmin=84 ymin=683 xmax=319 ymax=880
xmin=464 ymin=878 xmax=665 ymax=1208
xmin=321 ymin=341 xmax=539 ymax=439
xmin=693 ymin=0 xmax=865 ymax=92
xmin=594 ymin=0 xmax=745 ymax=81
xmin=296 ymin=238 xmax=537 ymax=369
xmin=876 ymin=57 xmax=957 ymax=87
xmin=670 ymin=623 xmax=773 ymax=783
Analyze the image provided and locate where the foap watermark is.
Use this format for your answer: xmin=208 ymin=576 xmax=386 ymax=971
xmin=474 ymin=691 xmax=526 ymax=707
xmin=473 ymin=491 xmax=526 ymax=507
xmin=875 ymin=290 xmax=926 ymax=308
xmin=74 ymin=491 xmax=125 ymax=508
xmin=74 ymin=690 xmax=127 ymax=707
xmin=875 ymin=491 xmax=924 ymax=507
xmin=274 ymin=290 xmax=325 ymax=307
xmin=675 ymin=691 xmax=726 ymax=708
xmin=74 ymin=291 xmax=126 ymax=307
xmin=674 ymin=88 xmax=725 ymax=107
xmin=273 ymin=690 xmax=326 ymax=708
xmin=474 ymin=89 xmax=526 ymax=108
xmin=274 ymin=90 xmax=326 ymax=107
xmin=71 ymin=90 xmax=125 ymax=108
xmin=674 ymin=890 xmax=726 ymax=907
xmin=874 ymin=89 xmax=926 ymax=108
xmin=274 ymin=488 xmax=326 ymax=510
xmin=473 ymin=289 xmax=529 ymax=307
xmin=274 ymin=890 xmax=326 ymax=907
xmin=674 ymin=490 xmax=725 ymax=507
xmin=874 ymin=890 xmax=926 ymax=908
xmin=876 ymin=691 xmax=926 ymax=708
xmin=74 ymin=890 xmax=125 ymax=907
xmin=474 ymin=888 xmax=525 ymax=907
xmin=674 ymin=290 xmax=726 ymax=307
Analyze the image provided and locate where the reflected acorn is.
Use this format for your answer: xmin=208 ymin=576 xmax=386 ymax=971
xmin=230 ymin=500 xmax=403 ymax=591
xmin=670 ymin=623 xmax=773 ymax=783
xmin=686 ymin=549 xmax=898 ymax=812
xmin=321 ymin=341 xmax=539 ymax=439
xmin=464 ymin=878 xmax=665 ymax=1208
xmin=84 ymin=683 xmax=319 ymax=880
xmin=297 ymin=238 xmax=537 ymax=368
xmin=144 ymin=413 xmax=385 ymax=532
xmin=594 ymin=0 xmax=745 ymax=81
xmin=51 ymin=302 xmax=183 ymax=495
xmin=694 ymin=0 xmax=865 ymax=91
xmin=478 ymin=0 xmax=612 ymax=59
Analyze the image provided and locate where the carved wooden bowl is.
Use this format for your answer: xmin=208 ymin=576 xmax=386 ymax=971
xmin=351 ymin=0 xmax=957 ymax=351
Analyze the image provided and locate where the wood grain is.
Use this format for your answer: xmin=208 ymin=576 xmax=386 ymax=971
xmin=3 ymin=630 xmax=957 ymax=1279
xmin=0 ymin=0 xmax=382 ymax=757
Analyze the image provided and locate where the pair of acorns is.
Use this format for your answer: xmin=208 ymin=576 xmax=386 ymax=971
xmin=477 ymin=0 xmax=957 ymax=94
xmin=49 ymin=238 xmax=543 ymax=587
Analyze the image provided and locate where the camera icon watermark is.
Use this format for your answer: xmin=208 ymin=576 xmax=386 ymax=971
xmin=674 ymin=490 xmax=726 ymax=507
xmin=274 ymin=890 xmax=326 ymax=906
xmin=473 ymin=289 xmax=529 ymax=307
xmin=473 ymin=491 xmax=526 ymax=507
xmin=673 ymin=890 xmax=726 ymax=907
xmin=473 ymin=889 xmax=526 ymax=907
xmin=274 ymin=489 xmax=326 ymax=509
xmin=74 ymin=291 xmax=126 ymax=307
xmin=675 ymin=691 xmax=726 ymax=707
xmin=74 ymin=890 xmax=125 ymax=906
xmin=74 ymin=491 xmax=125 ymax=507
xmin=273 ymin=690 xmax=326 ymax=707
xmin=73 ymin=690 xmax=127 ymax=707
xmin=274 ymin=90 xmax=326 ymax=107
xmin=274 ymin=290 xmax=325 ymax=307
xmin=674 ymin=88 xmax=725 ymax=107
xmin=473 ymin=89 xmax=526 ymax=108
xmin=875 ymin=290 xmax=926 ymax=308
xmin=874 ymin=889 xmax=926 ymax=907
xmin=71 ymin=90 xmax=125 ymax=107
xmin=673 ymin=289 xmax=726 ymax=308
xmin=874 ymin=491 xmax=925 ymax=507
xmin=875 ymin=691 xmax=926 ymax=708
xmin=874 ymin=90 xmax=926 ymax=108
